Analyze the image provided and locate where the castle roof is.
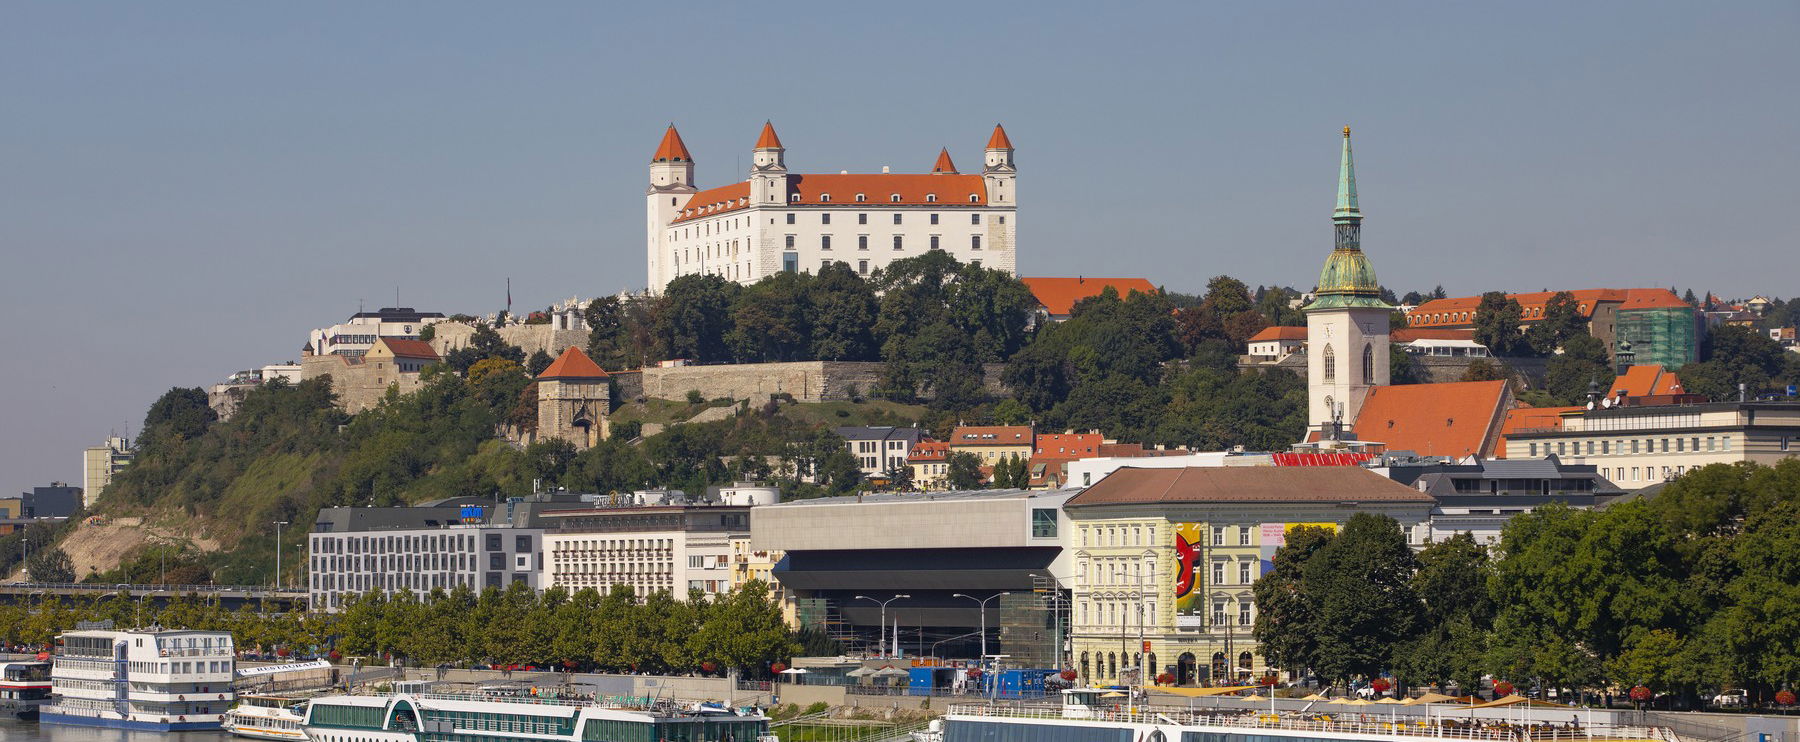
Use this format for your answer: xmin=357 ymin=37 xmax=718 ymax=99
xmin=670 ymin=174 xmax=988 ymax=224
xmin=653 ymin=125 xmax=692 ymax=163
xmin=932 ymin=148 xmax=958 ymax=174
xmin=987 ymin=124 xmax=1013 ymax=149
xmin=1409 ymin=288 xmax=1688 ymax=327
xmin=375 ymin=338 xmax=440 ymax=360
xmin=537 ymin=346 xmax=609 ymax=380
xmin=1020 ymin=277 xmax=1158 ymax=317
xmin=755 ymin=121 xmax=783 ymax=149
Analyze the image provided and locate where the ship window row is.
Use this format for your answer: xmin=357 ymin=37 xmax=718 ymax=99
xmin=945 ymin=720 xmax=1130 ymax=742
xmin=310 ymin=703 xmax=387 ymax=729
xmin=431 ymin=709 xmax=575 ymax=736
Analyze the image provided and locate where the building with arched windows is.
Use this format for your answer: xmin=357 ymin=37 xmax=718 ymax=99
xmin=1306 ymin=127 xmax=1391 ymax=436
xmin=645 ymin=122 xmax=1018 ymax=292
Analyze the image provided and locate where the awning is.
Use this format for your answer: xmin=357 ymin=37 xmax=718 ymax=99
xmin=1467 ymin=694 xmax=1572 ymax=709
xmin=1146 ymin=685 xmax=1259 ymax=698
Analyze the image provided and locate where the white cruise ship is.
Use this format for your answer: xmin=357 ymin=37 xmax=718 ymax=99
xmin=224 ymin=694 xmax=312 ymax=741
xmin=40 ymin=627 xmax=237 ymax=732
xmin=302 ymin=691 xmax=775 ymax=742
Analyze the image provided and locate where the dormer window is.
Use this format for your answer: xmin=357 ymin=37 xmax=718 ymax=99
xmin=968 ymin=194 xmax=980 ymax=203
xmin=856 ymin=193 xmax=867 ymax=202
xmin=819 ymin=194 xmax=831 ymax=202
xmin=890 ymin=194 xmax=902 ymax=202
xmin=790 ymin=193 xmax=802 ymax=202
xmin=925 ymin=193 xmax=938 ymax=203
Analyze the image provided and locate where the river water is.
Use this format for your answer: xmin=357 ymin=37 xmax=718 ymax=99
xmin=0 ymin=720 xmax=230 ymax=742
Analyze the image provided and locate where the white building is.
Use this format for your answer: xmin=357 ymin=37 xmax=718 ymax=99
xmin=81 ymin=437 xmax=133 ymax=509
xmin=645 ymin=122 xmax=1018 ymax=292
xmin=43 ymin=628 xmax=235 ymax=731
xmin=306 ymin=307 xmax=446 ymax=358
xmin=540 ymin=501 xmax=751 ymax=598
xmin=1305 ymin=127 xmax=1391 ymax=434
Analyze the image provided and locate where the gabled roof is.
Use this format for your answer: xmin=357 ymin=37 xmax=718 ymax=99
xmin=949 ymin=426 xmax=1034 ymax=446
xmin=1351 ymin=380 xmax=1511 ymax=459
xmin=375 ymin=338 xmax=440 ymax=360
xmin=1609 ymin=365 xmax=1684 ymax=398
xmin=653 ymin=124 xmax=692 ymax=163
xmin=908 ymin=441 xmax=948 ymax=461
xmin=932 ymin=148 xmax=958 ymax=174
xmin=537 ymin=346 xmax=608 ymax=380
xmin=987 ymin=124 xmax=1013 ymax=149
xmin=1020 ymin=277 xmax=1159 ymax=317
xmin=1248 ymin=326 xmax=1307 ymax=343
xmin=1066 ymin=466 xmax=1432 ymax=507
xmin=755 ymin=121 xmax=783 ymax=149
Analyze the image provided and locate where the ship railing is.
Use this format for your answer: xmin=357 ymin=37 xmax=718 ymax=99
xmin=945 ymin=704 xmax=1675 ymax=742
xmin=413 ymin=691 xmax=661 ymax=710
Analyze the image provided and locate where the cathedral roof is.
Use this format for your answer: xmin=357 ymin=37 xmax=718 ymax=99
xmin=653 ymin=125 xmax=692 ymax=163
xmin=1352 ymin=380 xmax=1512 ymax=459
xmin=1307 ymin=126 xmax=1388 ymax=311
xmin=987 ymin=124 xmax=1013 ymax=149
xmin=932 ymin=148 xmax=958 ymax=174
xmin=670 ymin=174 xmax=988 ymax=224
xmin=538 ymin=346 xmax=609 ymax=380
xmin=756 ymin=121 xmax=783 ymax=149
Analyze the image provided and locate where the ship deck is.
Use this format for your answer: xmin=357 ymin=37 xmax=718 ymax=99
xmin=945 ymin=704 xmax=1675 ymax=742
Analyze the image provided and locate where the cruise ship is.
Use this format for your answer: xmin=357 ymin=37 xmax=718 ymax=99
xmin=302 ymin=691 xmax=775 ymax=742
xmin=930 ymin=690 xmax=1680 ymax=742
xmin=0 ymin=660 xmax=52 ymax=720
xmin=224 ymin=694 xmax=312 ymax=741
xmin=40 ymin=627 xmax=237 ymax=731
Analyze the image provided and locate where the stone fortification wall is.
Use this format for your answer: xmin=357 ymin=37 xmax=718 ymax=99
xmin=618 ymin=362 xmax=1007 ymax=404
xmin=300 ymin=355 xmax=426 ymax=413
xmin=429 ymin=322 xmax=590 ymax=359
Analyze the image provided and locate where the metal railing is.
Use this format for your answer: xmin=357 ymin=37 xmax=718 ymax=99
xmin=0 ymin=582 xmax=305 ymax=596
xmin=945 ymin=704 xmax=1676 ymax=742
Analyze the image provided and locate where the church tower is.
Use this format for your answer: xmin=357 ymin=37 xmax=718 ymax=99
xmin=646 ymin=125 xmax=697 ymax=292
xmin=1304 ymin=126 xmax=1391 ymax=436
xmin=536 ymin=346 xmax=612 ymax=449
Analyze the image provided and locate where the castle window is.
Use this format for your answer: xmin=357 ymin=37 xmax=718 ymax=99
xmin=821 ymin=213 xmax=831 ymax=225
xmin=820 ymin=194 xmax=831 ymax=202
xmin=821 ymin=235 xmax=831 ymax=251
xmin=782 ymin=253 xmax=798 ymax=273
xmin=930 ymin=213 xmax=939 ymax=225
xmin=790 ymin=193 xmax=801 ymax=202
xmin=671 ymin=197 xmax=677 ymax=205
xmin=999 ymin=215 xmax=1006 ymax=224
xmin=972 ymin=214 xmax=981 ymax=224
xmin=893 ymin=235 xmax=904 ymax=250
xmin=971 ymin=235 xmax=982 ymax=250
xmin=858 ymin=235 xmax=869 ymax=250
xmin=969 ymin=194 xmax=980 ymax=203
xmin=893 ymin=213 xmax=903 ymax=225
xmin=930 ymin=235 xmax=940 ymax=250
xmin=1323 ymin=346 xmax=1337 ymax=382
xmin=926 ymin=193 xmax=937 ymax=202
xmin=858 ymin=213 xmax=868 ymax=225
xmin=785 ymin=235 xmax=795 ymax=248
xmin=890 ymin=194 xmax=902 ymax=202
xmin=786 ymin=213 xmax=795 ymax=225
xmin=858 ymin=260 xmax=868 ymax=275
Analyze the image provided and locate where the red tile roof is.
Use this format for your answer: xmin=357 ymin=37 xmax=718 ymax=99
xmin=1608 ymin=365 xmax=1683 ymax=398
xmin=908 ymin=440 xmax=948 ymax=461
xmin=987 ymin=124 xmax=1013 ymax=149
xmin=1066 ymin=466 xmax=1433 ymax=506
xmin=377 ymin=338 xmax=440 ymax=360
xmin=669 ymin=174 xmax=988 ymax=224
xmin=755 ymin=121 xmax=783 ymax=149
xmin=1408 ymin=289 xmax=1687 ymax=327
xmin=653 ymin=125 xmax=692 ymax=162
xmin=537 ymin=346 xmax=609 ymax=380
xmin=1248 ymin=326 xmax=1307 ymax=343
xmin=1494 ymin=404 xmax=1583 ymax=456
xmin=1351 ymin=380 xmax=1511 ymax=459
xmin=949 ymin=426 xmax=1034 ymax=446
xmin=1033 ymin=433 xmax=1102 ymax=460
xmin=932 ymin=148 xmax=958 ymax=174
xmin=1020 ymin=277 xmax=1159 ymax=317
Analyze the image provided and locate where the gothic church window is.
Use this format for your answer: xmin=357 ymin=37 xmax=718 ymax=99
xmin=1323 ymin=346 xmax=1336 ymax=381
xmin=1362 ymin=344 xmax=1374 ymax=384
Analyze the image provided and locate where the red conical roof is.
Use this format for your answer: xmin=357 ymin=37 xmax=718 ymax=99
xmin=653 ymin=125 xmax=692 ymax=163
xmin=932 ymin=148 xmax=958 ymax=174
xmin=755 ymin=120 xmax=783 ymax=149
xmin=537 ymin=346 xmax=609 ymax=380
xmin=987 ymin=123 xmax=1013 ymax=149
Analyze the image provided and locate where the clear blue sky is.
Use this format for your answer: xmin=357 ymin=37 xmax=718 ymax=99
xmin=3 ymin=1 xmax=1796 ymax=489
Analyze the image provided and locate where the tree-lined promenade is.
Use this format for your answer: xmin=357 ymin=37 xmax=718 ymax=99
xmin=0 ymin=580 xmax=803 ymax=678
xmin=1254 ymin=460 xmax=1800 ymax=706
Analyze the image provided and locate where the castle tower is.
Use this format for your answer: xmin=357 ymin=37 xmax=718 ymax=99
xmin=932 ymin=147 xmax=958 ymax=174
xmin=647 ymin=124 xmax=699 ymax=292
xmin=536 ymin=346 xmax=612 ymax=449
xmin=748 ymin=121 xmax=789 ymax=207
xmin=1304 ymin=126 xmax=1391 ymax=436
xmin=982 ymin=124 xmax=1016 ymax=206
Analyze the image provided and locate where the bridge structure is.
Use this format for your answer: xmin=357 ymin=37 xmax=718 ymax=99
xmin=0 ymin=582 xmax=309 ymax=611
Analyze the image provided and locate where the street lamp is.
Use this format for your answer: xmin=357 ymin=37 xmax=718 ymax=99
xmin=273 ymin=521 xmax=289 ymax=590
xmin=854 ymin=594 xmax=910 ymax=657
xmin=952 ymin=592 xmax=1011 ymax=666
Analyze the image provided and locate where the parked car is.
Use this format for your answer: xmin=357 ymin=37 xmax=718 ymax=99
xmin=1714 ymin=689 xmax=1748 ymax=708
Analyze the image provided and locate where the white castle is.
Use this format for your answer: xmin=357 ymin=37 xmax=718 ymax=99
xmin=645 ymin=121 xmax=1018 ymax=292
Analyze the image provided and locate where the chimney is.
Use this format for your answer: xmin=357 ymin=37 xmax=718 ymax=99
xmin=881 ymin=166 xmax=890 ymax=173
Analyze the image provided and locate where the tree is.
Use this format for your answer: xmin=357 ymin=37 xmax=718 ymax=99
xmin=946 ymin=451 xmax=985 ymax=489
xmin=141 ymin=387 xmax=216 ymax=445
xmin=808 ymin=263 xmax=878 ymax=361
xmin=1252 ymin=525 xmax=1336 ymax=674
xmin=727 ymin=272 xmax=813 ymax=363
xmin=1681 ymin=324 xmax=1794 ymax=400
xmin=1544 ymin=334 xmax=1615 ymax=405
xmin=1299 ymin=513 xmax=1421 ymax=682
xmin=526 ymin=349 xmax=554 ymax=377
xmin=653 ymin=274 xmax=739 ymax=362
xmin=991 ymin=454 xmax=1031 ymax=489
xmin=26 ymin=546 xmax=74 ymax=583
xmin=1459 ymin=359 xmax=1508 ymax=383
xmin=583 ymin=296 xmax=631 ymax=369
xmin=1472 ymin=292 xmax=1526 ymax=356
xmin=1394 ymin=533 xmax=1492 ymax=690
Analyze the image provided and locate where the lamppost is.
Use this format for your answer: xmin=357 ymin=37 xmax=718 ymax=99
xmin=854 ymin=594 xmax=909 ymax=657
xmin=273 ymin=521 xmax=289 ymax=590
xmin=953 ymin=592 xmax=1011 ymax=666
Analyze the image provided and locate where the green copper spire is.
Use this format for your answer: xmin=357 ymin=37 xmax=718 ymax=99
xmin=1307 ymin=125 xmax=1389 ymax=312
xmin=1335 ymin=125 xmax=1359 ymax=220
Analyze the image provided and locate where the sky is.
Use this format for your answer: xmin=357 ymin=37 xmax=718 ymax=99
xmin=2 ymin=1 xmax=1796 ymax=489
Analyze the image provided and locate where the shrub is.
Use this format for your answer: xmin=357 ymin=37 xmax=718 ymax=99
xmin=686 ymin=390 xmax=704 ymax=404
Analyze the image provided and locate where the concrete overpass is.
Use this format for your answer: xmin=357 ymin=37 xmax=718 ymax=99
xmin=0 ymin=582 xmax=309 ymax=611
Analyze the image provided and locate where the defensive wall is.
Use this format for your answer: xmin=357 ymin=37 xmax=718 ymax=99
xmin=613 ymin=362 xmax=1008 ymax=404
xmin=428 ymin=322 xmax=591 ymax=359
